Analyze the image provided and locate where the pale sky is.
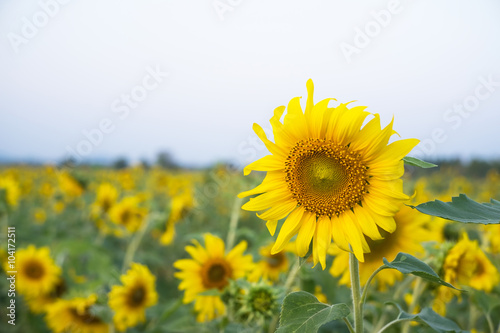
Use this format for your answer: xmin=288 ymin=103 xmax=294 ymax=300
xmin=1 ymin=0 xmax=500 ymax=167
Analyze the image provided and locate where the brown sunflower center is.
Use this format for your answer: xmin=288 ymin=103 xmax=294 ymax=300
xmin=70 ymin=306 xmax=103 ymax=324
xmin=24 ymin=260 xmax=45 ymax=279
xmin=201 ymin=259 xmax=233 ymax=290
xmin=285 ymin=139 xmax=369 ymax=217
xmin=266 ymin=253 xmax=285 ymax=268
xmin=127 ymin=285 xmax=146 ymax=307
xmin=120 ymin=209 xmax=132 ymax=225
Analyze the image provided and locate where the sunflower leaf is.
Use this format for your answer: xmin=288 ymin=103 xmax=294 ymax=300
xmin=385 ymin=302 xmax=466 ymax=333
xmin=403 ymin=156 xmax=438 ymax=168
xmin=411 ymin=194 xmax=500 ymax=224
xmin=277 ymin=291 xmax=350 ymax=333
xmin=383 ymin=253 xmax=460 ymax=290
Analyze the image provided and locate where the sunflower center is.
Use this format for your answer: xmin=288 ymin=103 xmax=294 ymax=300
xmin=285 ymin=139 xmax=369 ymax=217
xmin=120 ymin=210 xmax=132 ymax=225
xmin=266 ymin=253 xmax=285 ymax=268
xmin=201 ymin=259 xmax=233 ymax=290
xmin=24 ymin=260 xmax=45 ymax=279
xmin=127 ymin=285 xmax=146 ymax=307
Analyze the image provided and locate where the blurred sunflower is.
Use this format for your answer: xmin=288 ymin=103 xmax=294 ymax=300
xmin=0 ymin=175 xmax=21 ymax=207
xmin=45 ymin=294 xmax=108 ymax=333
xmin=91 ymin=182 xmax=118 ymax=218
xmin=160 ymin=190 xmax=195 ymax=245
xmin=443 ymin=232 xmax=499 ymax=291
xmin=329 ymin=206 xmax=437 ymax=290
xmin=108 ymin=263 xmax=158 ymax=331
xmin=58 ymin=172 xmax=84 ymax=198
xmin=24 ymin=278 xmax=66 ymax=314
xmin=173 ymin=234 xmax=254 ymax=322
xmin=249 ymin=242 xmax=289 ymax=282
xmin=434 ymin=232 xmax=500 ymax=315
xmin=239 ymin=79 xmax=418 ymax=268
xmin=11 ymin=245 xmax=61 ymax=297
xmin=108 ymin=196 xmax=147 ymax=234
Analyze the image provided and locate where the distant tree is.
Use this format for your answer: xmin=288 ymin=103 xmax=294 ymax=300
xmin=112 ymin=157 xmax=129 ymax=169
xmin=156 ymin=151 xmax=179 ymax=169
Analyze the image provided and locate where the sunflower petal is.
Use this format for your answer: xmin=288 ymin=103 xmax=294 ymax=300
xmin=272 ymin=207 xmax=305 ymax=254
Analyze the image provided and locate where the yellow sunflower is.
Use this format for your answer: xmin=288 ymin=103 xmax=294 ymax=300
xmin=108 ymin=196 xmax=147 ymax=234
xmin=10 ymin=245 xmax=61 ymax=297
xmin=24 ymin=278 xmax=66 ymax=314
xmin=58 ymin=172 xmax=84 ymax=198
xmin=91 ymin=182 xmax=118 ymax=218
xmin=443 ymin=232 xmax=499 ymax=292
xmin=249 ymin=243 xmax=289 ymax=282
xmin=45 ymin=294 xmax=109 ymax=333
xmin=173 ymin=234 xmax=254 ymax=322
xmin=0 ymin=175 xmax=21 ymax=207
xmin=329 ymin=206 xmax=437 ymax=290
xmin=160 ymin=190 xmax=195 ymax=245
xmin=434 ymin=232 xmax=499 ymax=315
xmin=239 ymin=79 xmax=419 ymax=268
xmin=108 ymin=263 xmax=158 ymax=332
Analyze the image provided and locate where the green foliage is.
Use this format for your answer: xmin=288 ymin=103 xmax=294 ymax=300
xmin=403 ymin=156 xmax=438 ymax=168
xmin=386 ymin=302 xmax=467 ymax=333
xmin=277 ymin=291 xmax=350 ymax=333
xmin=383 ymin=253 xmax=459 ymax=290
xmin=412 ymin=194 xmax=500 ymax=224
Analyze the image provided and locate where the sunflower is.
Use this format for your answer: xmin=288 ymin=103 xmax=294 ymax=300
xmin=0 ymin=175 xmax=21 ymax=207
xmin=108 ymin=196 xmax=147 ymax=234
xmin=329 ymin=206 xmax=437 ymax=290
xmin=173 ymin=233 xmax=254 ymax=322
xmin=108 ymin=263 xmax=158 ymax=331
xmin=239 ymin=79 xmax=419 ymax=268
xmin=58 ymin=172 xmax=84 ymax=198
xmin=91 ymin=182 xmax=118 ymax=218
xmin=11 ymin=245 xmax=61 ymax=297
xmin=45 ymin=294 xmax=108 ymax=333
xmin=443 ymin=232 xmax=499 ymax=292
xmin=160 ymin=189 xmax=195 ymax=245
xmin=24 ymin=278 xmax=66 ymax=314
xmin=434 ymin=232 xmax=499 ymax=315
xmin=248 ymin=242 xmax=290 ymax=282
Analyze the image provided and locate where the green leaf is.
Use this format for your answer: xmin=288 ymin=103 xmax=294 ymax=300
xmin=383 ymin=253 xmax=459 ymax=290
xmin=403 ymin=156 xmax=438 ymax=168
xmin=413 ymin=194 xmax=500 ymax=224
xmin=277 ymin=291 xmax=350 ymax=333
xmin=387 ymin=302 xmax=466 ymax=333
xmin=470 ymin=289 xmax=500 ymax=314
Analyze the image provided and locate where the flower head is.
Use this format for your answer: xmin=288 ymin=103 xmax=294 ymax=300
xmin=174 ymin=234 xmax=254 ymax=322
xmin=10 ymin=245 xmax=61 ymax=297
xmin=240 ymin=80 xmax=418 ymax=268
xmin=45 ymin=294 xmax=108 ymax=333
xmin=108 ymin=263 xmax=158 ymax=331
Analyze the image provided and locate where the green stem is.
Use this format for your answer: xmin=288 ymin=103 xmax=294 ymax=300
xmin=360 ymin=265 xmax=387 ymax=307
xmin=226 ymin=197 xmax=242 ymax=250
xmin=344 ymin=318 xmax=355 ymax=333
xmin=146 ymin=298 xmax=183 ymax=331
xmin=121 ymin=215 xmax=152 ymax=272
xmin=377 ymin=318 xmax=411 ymax=333
xmin=349 ymin=252 xmax=363 ymax=333
xmin=401 ymin=279 xmax=426 ymax=333
xmin=486 ymin=312 xmax=494 ymax=333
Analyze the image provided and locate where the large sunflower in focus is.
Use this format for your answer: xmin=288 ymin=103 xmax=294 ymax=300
xmin=239 ymin=80 xmax=419 ymax=268
xmin=108 ymin=263 xmax=158 ymax=331
xmin=173 ymin=234 xmax=254 ymax=322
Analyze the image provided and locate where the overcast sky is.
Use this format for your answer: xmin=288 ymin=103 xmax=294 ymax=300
xmin=1 ymin=0 xmax=499 ymax=167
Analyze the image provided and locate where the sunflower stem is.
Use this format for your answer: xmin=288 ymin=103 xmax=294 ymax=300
xmin=349 ymin=252 xmax=364 ymax=333
xmin=121 ymin=215 xmax=152 ymax=272
xmin=401 ymin=278 xmax=426 ymax=333
xmin=376 ymin=318 xmax=411 ymax=333
xmin=343 ymin=317 xmax=355 ymax=333
xmin=360 ymin=265 xmax=387 ymax=308
xmin=226 ymin=197 xmax=242 ymax=250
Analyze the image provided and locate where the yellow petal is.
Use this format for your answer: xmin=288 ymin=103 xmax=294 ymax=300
xmin=266 ymin=220 xmax=278 ymax=236
xmin=272 ymin=206 xmax=305 ymax=254
xmin=295 ymin=212 xmax=316 ymax=257
xmin=243 ymin=155 xmax=284 ymax=176
xmin=312 ymin=215 xmax=332 ymax=269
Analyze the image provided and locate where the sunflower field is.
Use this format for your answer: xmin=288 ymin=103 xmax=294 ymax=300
xmin=1 ymin=82 xmax=500 ymax=333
